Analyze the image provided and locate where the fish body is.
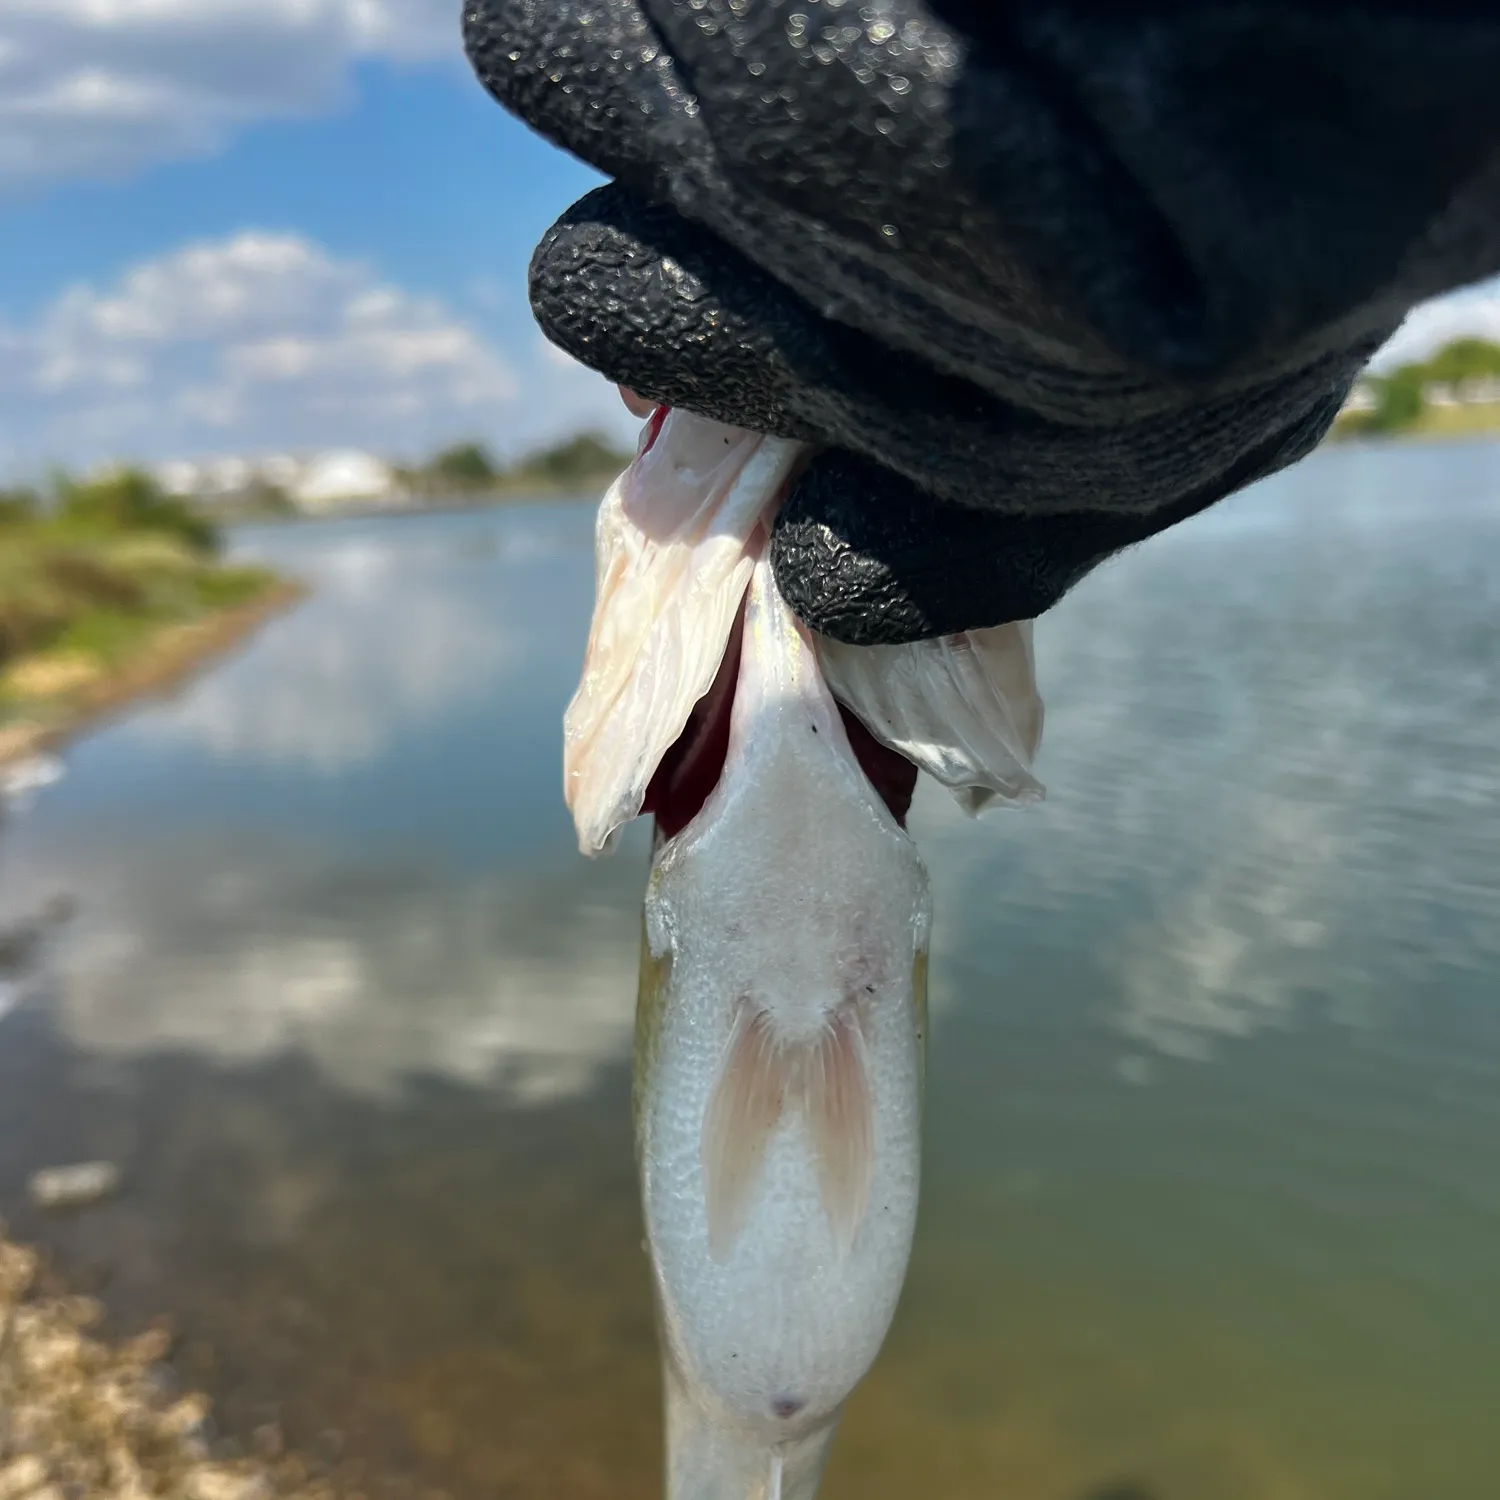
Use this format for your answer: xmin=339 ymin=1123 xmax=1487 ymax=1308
xmin=634 ymin=555 xmax=931 ymax=1500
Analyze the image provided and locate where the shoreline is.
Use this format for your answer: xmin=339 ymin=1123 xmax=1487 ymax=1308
xmin=1327 ymin=426 xmax=1500 ymax=445
xmin=0 ymin=1225 xmax=328 ymax=1500
xmin=222 ymin=480 xmax=616 ymax=528
xmin=1328 ymin=408 xmax=1500 ymax=445
xmin=0 ymin=580 xmax=305 ymax=772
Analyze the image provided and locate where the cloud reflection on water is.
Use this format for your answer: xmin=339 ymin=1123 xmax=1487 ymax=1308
xmin=915 ymin=454 xmax=1500 ymax=1064
xmin=135 ymin=534 xmax=524 ymax=773
xmin=25 ymin=831 xmax=646 ymax=1106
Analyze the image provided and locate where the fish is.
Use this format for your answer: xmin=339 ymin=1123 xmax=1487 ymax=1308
xmin=635 ymin=550 xmax=931 ymax=1499
xmin=564 ymin=403 xmax=1044 ymax=1500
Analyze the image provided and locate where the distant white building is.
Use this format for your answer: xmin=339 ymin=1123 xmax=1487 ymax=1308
xmin=203 ymin=456 xmax=256 ymax=495
xmin=148 ymin=450 xmax=399 ymax=511
xmin=1425 ymin=376 xmax=1500 ymax=407
xmin=288 ymin=450 xmax=397 ymax=510
xmin=153 ymin=459 xmax=203 ymax=496
xmin=259 ymin=454 xmax=304 ymax=490
xmin=150 ymin=455 xmax=256 ymax=498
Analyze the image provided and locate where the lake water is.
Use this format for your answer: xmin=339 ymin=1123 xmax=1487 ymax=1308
xmin=2 ymin=440 xmax=1499 ymax=1500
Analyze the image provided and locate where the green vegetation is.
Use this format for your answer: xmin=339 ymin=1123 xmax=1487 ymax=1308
xmin=1418 ymin=336 xmax=1500 ymax=386
xmin=507 ymin=431 xmax=634 ymax=488
xmin=423 ymin=441 xmax=500 ymax=490
xmin=1 ymin=467 xmax=287 ymax=758
xmin=1337 ymin=337 xmax=1500 ymax=439
xmin=1349 ymin=365 xmax=1426 ymax=436
xmin=402 ymin=430 xmax=633 ymax=499
xmin=52 ymin=466 xmax=219 ymax=551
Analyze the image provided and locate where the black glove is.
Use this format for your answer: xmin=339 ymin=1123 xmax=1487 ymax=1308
xmin=464 ymin=1 xmax=1500 ymax=644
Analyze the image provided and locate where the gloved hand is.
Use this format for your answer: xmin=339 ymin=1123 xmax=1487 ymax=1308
xmin=464 ymin=1 xmax=1500 ymax=644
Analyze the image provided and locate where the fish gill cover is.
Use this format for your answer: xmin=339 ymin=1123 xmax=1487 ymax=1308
xmin=563 ymin=403 xmax=1045 ymax=856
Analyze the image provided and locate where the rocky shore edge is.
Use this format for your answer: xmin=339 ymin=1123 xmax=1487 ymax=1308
xmin=0 ymin=1227 xmax=331 ymax=1500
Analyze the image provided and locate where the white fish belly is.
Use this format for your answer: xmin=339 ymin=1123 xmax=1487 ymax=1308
xmin=643 ymin=925 xmax=923 ymax=1431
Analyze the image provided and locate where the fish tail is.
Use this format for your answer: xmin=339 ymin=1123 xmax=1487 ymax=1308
xmin=702 ymin=999 xmax=874 ymax=1261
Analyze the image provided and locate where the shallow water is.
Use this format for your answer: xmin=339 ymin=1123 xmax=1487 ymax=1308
xmin=2 ymin=441 xmax=1499 ymax=1500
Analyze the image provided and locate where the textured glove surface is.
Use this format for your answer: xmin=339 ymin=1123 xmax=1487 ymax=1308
xmin=466 ymin=1 xmax=1500 ymax=642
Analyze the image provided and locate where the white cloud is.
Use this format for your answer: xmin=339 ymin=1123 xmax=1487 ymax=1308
xmin=0 ymin=0 xmax=460 ymax=185
xmin=0 ymin=230 xmax=522 ymax=471
xmin=1367 ymin=274 xmax=1500 ymax=371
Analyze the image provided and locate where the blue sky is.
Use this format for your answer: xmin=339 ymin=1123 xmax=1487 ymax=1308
xmin=0 ymin=1 xmax=632 ymax=478
xmin=0 ymin=0 xmax=1496 ymax=481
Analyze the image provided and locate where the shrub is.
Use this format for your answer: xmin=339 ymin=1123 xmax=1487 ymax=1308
xmin=427 ymin=443 xmax=499 ymax=490
xmin=55 ymin=468 xmax=219 ymax=554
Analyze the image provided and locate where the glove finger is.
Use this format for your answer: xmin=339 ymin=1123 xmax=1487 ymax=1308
xmin=771 ymin=400 xmax=1338 ymax=646
xmin=533 ymin=184 xmax=1361 ymax=519
xmin=769 ymin=450 xmax=1171 ymax=644
xmin=463 ymin=0 xmax=706 ymax=201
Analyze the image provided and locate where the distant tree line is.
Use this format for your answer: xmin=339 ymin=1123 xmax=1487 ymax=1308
xmin=0 ymin=468 xmax=217 ymax=552
xmin=401 ymin=430 xmax=633 ymax=496
xmin=1343 ymin=337 xmax=1500 ymax=437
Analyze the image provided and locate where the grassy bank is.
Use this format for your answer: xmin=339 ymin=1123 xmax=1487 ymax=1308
xmin=1332 ymin=398 xmax=1500 ymax=443
xmin=0 ymin=470 xmax=297 ymax=767
xmin=1396 ymin=399 xmax=1500 ymax=439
